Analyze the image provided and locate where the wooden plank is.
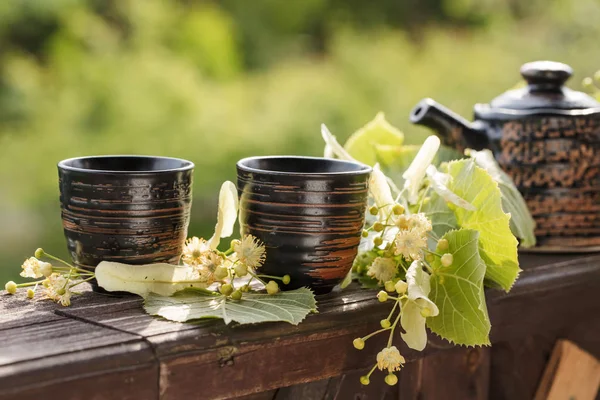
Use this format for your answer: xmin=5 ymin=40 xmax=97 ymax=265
xmin=0 ymin=254 xmax=598 ymax=400
xmin=399 ymin=347 xmax=490 ymax=400
xmin=46 ymin=254 xmax=600 ymax=399
xmin=0 ymin=308 xmax=157 ymax=400
xmin=534 ymin=340 xmax=600 ymax=400
xmin=489 ymin=334 xmax=556 ymax=400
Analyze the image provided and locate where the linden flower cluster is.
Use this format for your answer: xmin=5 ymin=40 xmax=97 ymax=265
xmin=180 ymin=233 xmax=289 ymax=300
xmin=321 ymin=127 xmax=461 ymax=386
xmin=4 ymin=248 xmax=95 ymax=306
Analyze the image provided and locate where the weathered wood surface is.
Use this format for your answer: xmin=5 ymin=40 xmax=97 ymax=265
xmin=0 ymin=253 xmax=599 ymax=399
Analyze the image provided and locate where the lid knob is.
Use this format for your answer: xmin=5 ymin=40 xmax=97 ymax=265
xmin=520 ymin=61 xmax=572 ymax=88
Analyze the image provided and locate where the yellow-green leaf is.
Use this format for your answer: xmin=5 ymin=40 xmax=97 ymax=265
xmin=446 ymin=159 xmax=520 ymax=291
xmin=344 ymin=112 xmax=404 ymax=165
xmin=427 ymin=229 xmax=491 ymax=346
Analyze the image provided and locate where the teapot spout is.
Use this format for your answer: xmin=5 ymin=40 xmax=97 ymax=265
xmin=410 ymin=98 xmax=488 ymax=153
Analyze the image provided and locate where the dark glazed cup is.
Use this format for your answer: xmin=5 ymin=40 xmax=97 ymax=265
xmin=58 ymin=156 xmax=194 ymax=287
xmin=237 ymin=156 xmax=371 ymax=294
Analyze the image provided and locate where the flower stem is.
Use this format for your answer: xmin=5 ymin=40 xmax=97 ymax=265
xmin=366 ymin=364 xmax=378 ymax=378
xmin=69 ymin=275 xmax=96 ymax=288
xmin=248 ymin=271 xmax=267 ymax=285
xmin=16 ymin=280 xmax=45 ymax=287
xmin=387 ymin=306 xmax=402 ymax=348
xmin=257 ymin=274 xmax=286 ymax=281
xmin=362 ymin=327 xmax=391 ymax=341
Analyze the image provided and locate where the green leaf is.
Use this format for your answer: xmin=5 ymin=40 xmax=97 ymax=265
xmin=427 ymin=229 xmax=491 ymax=346
xmin=446 ymin=159 xmax=521 ymax=291
xmin=468 ymin=149 xmax=536 ymax=247
xmin=343 ymin=112 xmax=404 ymax=165
xmin=144 ymin=287 xmax=317 ymax=325
xmin=422 ymin=191 xmax=458 ymax=241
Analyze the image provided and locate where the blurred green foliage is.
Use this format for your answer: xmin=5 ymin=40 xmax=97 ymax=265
xmin=2 ymin=0 xmax=600 ymax=283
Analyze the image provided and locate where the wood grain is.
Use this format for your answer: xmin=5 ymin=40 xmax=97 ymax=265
xmin=0 ymin=253 xmax=598 ymax=399
xmin=534 ymin=340 xmax=600 ymax=400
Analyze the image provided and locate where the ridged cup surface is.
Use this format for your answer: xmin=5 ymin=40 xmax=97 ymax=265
xmin=237 ymin=156 xmax=371 ymax=294
xmin=58 ymin=156 xmax=194 ymax=276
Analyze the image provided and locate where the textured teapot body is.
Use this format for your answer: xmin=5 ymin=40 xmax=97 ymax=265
xmin=482 ymin=114 xmax=600 ymax=248
xmin=410 ymin=61 xmax=600 ymax=250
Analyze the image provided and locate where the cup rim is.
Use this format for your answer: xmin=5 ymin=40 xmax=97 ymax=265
xmin=58 ymin=155 xmax=195 ymax=174
xmin=237 ymin=155 xmax=372 ymax=177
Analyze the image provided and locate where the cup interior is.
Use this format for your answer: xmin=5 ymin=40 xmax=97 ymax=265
xmin=58 ymin=156 xmax=194 ymax=174
xmin=237 ymin=156 xmax=370 ymax=175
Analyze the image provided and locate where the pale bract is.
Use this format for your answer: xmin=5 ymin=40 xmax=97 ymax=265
xmin=403 ymin=136 xmax=440 ymax=204
xmin=426 ymin=165 xmax=476 ymax=211
xmin=208 ymin=181 xmax=239 ymax=250
xmin=96 ymin=261 xmax=209 ymax=297
xmin=400 ymin=261 xmax=439 ymax=351
xmin=369 ymin=163 xmax=395 ymax=219
xmin=320 ymin=124 xmax=355 ymax=161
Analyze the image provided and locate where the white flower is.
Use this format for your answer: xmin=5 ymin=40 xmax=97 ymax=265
xmin=207 ymin=181 xmax=239 ymax=250
xmin=321 ymin=124 xmax=355 ymax=161
xmin=367 ymin=257 xmax=397 ymax=283
xmin=234 ymin=234 xmax=266 ymax=269
xmin=20 ymin=257 xmax=52 ymax=279
xmin=376 ymin=346 xmax=405 ymax=373
xmin=195 ymin=251 xmax=222 ymax=284
xmin=400 ymin=261 xmax=440 ymax=351
xmin=426 ymin=165 xmax=475 ymax=211
xmin=182 ymin=237 xmax=211 ymax=266
xmin=403 ymin=135 xmax=440 ymax=204
xmin=394 ymin=228 xmax=427 ymax=261
xmin=44 ymin=273 xmax=72 ymax=306
xmin=369 ymin=164 xmax=395 ymax=220
xmin=403 ymin=213 xmax=432 ymax=234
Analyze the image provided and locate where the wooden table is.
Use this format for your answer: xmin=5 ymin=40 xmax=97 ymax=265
xmin=1 ymin=253 xmax=599 ymax=400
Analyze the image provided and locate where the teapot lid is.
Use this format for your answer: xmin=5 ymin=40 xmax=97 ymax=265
xmin=489 ymin=61 xmax=600 ymax=111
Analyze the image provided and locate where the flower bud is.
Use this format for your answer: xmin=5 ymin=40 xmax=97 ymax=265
xmin=438 ymin=239 xmax=449 ymax=251
xmin=234 ymin=263 xmax=248 ymax=277
xmin=373 ymin=222 xmax=384 ymax=232
xmin=219 ymin=283 xmax=233 ymax=296
xmin=583 ymin=77 xmax=595 ymax=91
xmin=373 ymin=236 xmax=383 ymax=247
xmin=594 ymin=70 xmax=600 ymax=83
xmin=425 ymin=253 xmax=435 ymax=263
xmin=385 ymin=373 xmax=398 ymax=386
xmin=230 ymin=290 xmax=243 ymax=300
xmin=377 ymin=290 xmax=388 ymax=302
xmin=40 ymin=262 xmax=53 ymax=278
xmin=5 ymin=281 xmax=17 ymax=294
xmin=380 ymin=319 xmax=391 ymax=329
xmin=353 ymin=338 xmax=365 ymax=350
xmin=34 ymin=248 xmax=45 ymax=258
xmin=57 ymin=288 xmax=66 ymax=296
xmin=384 ymin=281 xmax=395 ymax=293
xmin=369 ymin=206 xmax=379 ymax=216
xmin=359 ymin=375 xmax=370 ymax=385
xmin=361 ymin=230 xmax=369 ymax=238
xmin=266 ymin=280 xmax=279 ymax=295
xmin=395 ymin=280 xmax=408 ymax=294
xmin=392 ymin=204 xmax=405 ymax=215
xmin=420 ymin=307 xmax=432 ymax=318
xmin=214 ymin=266 xmax=228 ymax=280
xmin=441 ymin=253 xmax=453 ymax=267
xmin=27 ymin=289 xmax=35 ymax=299
xmin=282 ymin=275 xmax=291 ymax=285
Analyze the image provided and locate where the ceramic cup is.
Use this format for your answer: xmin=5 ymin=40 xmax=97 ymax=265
xmin=58 ymin=155 xmax=194 ymax=287
xmin=237 ymin=156 xmax=371 ymax=294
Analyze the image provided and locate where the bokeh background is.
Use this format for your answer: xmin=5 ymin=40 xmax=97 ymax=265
xmin=2 ymin=0 xmax=600 ymax=282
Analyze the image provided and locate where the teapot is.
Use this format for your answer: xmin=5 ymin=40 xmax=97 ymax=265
xmin=410 ymin=61 xmax=600 ymax=250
